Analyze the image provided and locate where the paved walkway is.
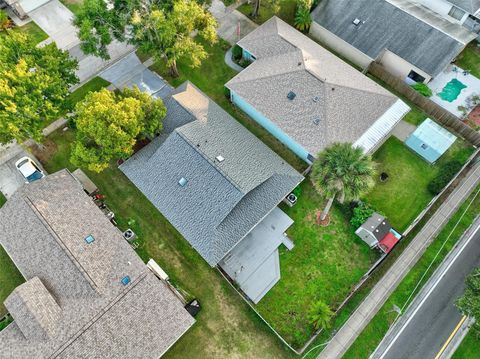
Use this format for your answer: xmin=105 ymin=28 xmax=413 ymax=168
xmin=317 ymin=160 xmax=480 ymax=359
xmin=391 ymin=120 xmax=416 ymax=142
xmin=210 ymin=0 xmax=257 ymax=44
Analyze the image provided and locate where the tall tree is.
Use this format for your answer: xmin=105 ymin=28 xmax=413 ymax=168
xmin=71 ymin=87 xmax=166 ymax=172
xmin=311 ymin=143 xmax=376 ymax=221
xmin=456 ymin=267 xmax=480 ymax=336
xmin=0 ymin=31 xmax=78 ymax=144
xmin=74 ymin=0 xmax=217 ymax=77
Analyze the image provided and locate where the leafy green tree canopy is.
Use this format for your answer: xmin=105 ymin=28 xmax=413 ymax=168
xmin=457 ymin=267 xmax=480 ymax=336
xmin=71 ymin=87 xmax=166 ymax=172
xmin=74 ymin=0 xmax=217 ymax=76
xmin=0 ymin=31 xmax=78 ymax=144
xmin=309 ymin=300 xmax=333 ymax=330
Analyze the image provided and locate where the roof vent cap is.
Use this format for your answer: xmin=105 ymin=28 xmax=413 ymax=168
xmin=216 ymin=155 xmax=225 ymax=162
xmin=313 ymin=96 xmax=320 ymax=103
xmin=179 ymin=177 xmax=188 ymax=187
xmin=353 ymin=18 xmax=361 ymax=26
xmin=313 ymin=118 xmax=320 ymax=125
xmin=287 ymin=91 xmax=296 ymax=100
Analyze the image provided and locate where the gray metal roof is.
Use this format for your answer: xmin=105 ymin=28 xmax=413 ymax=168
xmin=120 ymin=82 xmax=303 ymax=266
xmin=311 ymin=0 xmax=475 ymax=77
xmin=0 ymin=170 xmax=194 ymax=359
xmin=447 ymin=0 xmax=480 ymax=13
xmin=226 ymin=17 xmax=399 ymax=156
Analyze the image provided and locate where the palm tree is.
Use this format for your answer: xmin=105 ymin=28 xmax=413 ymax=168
xmin=309 ymin=300 xmax=333 ymax=330
xmin=311 ymin=143 xmax=376 ymax=221
xmin=294 ymin=6 xmax=312 ymax=32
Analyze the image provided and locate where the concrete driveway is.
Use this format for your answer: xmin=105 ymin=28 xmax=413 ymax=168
xmin=0 ymin=147 xmax=46 ymax=199
xmin=26 ymin=0 xmax=135 ymax=84
xmin=209 ymin=0 xmax=257 ymax=45
xmin=99 ymin=53 xmax=173 ymax=98
xmin=28 ymin=0 xmax=78 ymax=50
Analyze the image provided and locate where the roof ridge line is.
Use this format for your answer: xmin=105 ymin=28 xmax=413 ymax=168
xmin=321 ymin=79 xmax=396 ymax=100
xmin=24 ymin=195 xmax=99 ymax=292
xmin=48 ymin=271 xmax=150 ymax=359
xmin=175 ymin=130 xmax=246 ymax=194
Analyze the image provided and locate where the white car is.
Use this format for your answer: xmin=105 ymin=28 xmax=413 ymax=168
xmin=15 ymin=156 xmax=45 ymax=183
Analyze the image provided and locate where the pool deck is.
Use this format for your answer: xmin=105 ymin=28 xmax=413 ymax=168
xmin=428 ymin=64 xmax=480 ymax=118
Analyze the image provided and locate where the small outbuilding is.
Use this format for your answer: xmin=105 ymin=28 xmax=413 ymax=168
xmin=405 ymin=118 xmax=456 ymax=163
xmin=355 ymin=212 xmax=401 ymax=254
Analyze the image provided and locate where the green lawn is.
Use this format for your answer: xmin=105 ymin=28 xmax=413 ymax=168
xmin=2 ymin=22 xmax=48 ymax=44
xmin=364 ymin=137 xmax=474 ymax=232
xmin=60 ymin=0 xmax=83 ymax=16
xmin=255 ymin=182 xmax=378 ymax=348
xmin=452 ymin=330 xmax=480 ymax=359
xmin=0 ymin=246 xmax=24 ymax=316
xmin=343 ymin=183 xmax=480 ymax=359
xmin=150 ymin=38 xmax=306 ymax=172
xmin=237 ymin=0 xmax=297 ymax=26
xmin=34 ymin=129 xmax=296 ymax=359
xmin=455 ymin=42 xmax=480 ymax=79
xmin=67 ymin=77 xmax=110 ymax=108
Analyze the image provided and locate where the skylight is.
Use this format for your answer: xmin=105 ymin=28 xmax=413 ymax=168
xmin=85 ymin=235 xmax=95 ymax=244
xmin=178 ymin=177 xmax=188 ymax=187
xmin=287 ymin=91 xmax=296 ymax=100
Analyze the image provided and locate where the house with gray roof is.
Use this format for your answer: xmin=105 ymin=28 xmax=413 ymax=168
xmin=413 ymin=0 xmax=480 ymax=32
xmin=0 ymin=170 xmax=194 ymax=359
xmin=310 ymin=0 xmax=477 ymax=83
xmin=225 ymin=16 xmax=410 ymax=164
xmin=120 ymin=82 xmax=304 ymax=304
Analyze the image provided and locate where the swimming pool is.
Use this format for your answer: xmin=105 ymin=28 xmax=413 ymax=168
xmin=438 ymin=78 xmax=467 ymax=102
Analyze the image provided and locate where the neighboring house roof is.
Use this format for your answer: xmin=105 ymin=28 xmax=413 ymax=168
xmin=226 ymin=16 xmax=407 ymax=156
xmin=312 ymin=0 xmax=476 ymax=78
xmin=120 ymin=82 xmax=303 ymax=267
xmin=447 ymin=0 xmax=480 ymax=13
xmin=0 ymin=170 xmax=194 ymax=359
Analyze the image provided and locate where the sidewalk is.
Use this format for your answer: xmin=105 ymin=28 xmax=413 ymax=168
xmin=317 ymin=160 xmax=480 ymax=359
xmin=209 ymin=0 xmax=257 ymax=44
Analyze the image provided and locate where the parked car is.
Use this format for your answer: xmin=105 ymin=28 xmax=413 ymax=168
xmin=15 ymin=157 xmax=45 ymax=183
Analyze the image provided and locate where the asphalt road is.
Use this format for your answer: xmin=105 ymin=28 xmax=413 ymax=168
xmin=379 ymin=222 xmax=480 ymax=359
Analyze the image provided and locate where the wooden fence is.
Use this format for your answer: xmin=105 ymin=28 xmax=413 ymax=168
xmin=368 ymin=62 xmax=480 ymax=147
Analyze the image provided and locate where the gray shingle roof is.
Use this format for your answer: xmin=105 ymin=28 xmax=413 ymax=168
xmin=447 ymin=0 xmax=480 ymax=13
xmin=120 ymin=82 xmax=304 ymax=266
xmin=226 ymin=17 xmax=399 ymax=156
xmin=311 ymin=0 xmax=476 ymax=77
xmin=0 ymin=170 xmax=194 ymax=359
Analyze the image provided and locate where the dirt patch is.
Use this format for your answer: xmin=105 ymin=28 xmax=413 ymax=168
xmin=29 ymin=139 xmax=58 ymax=164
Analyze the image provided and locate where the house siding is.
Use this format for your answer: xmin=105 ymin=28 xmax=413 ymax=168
xmin=230 ymin=90 xmax=313 ymax=163
xmin=242 ymin=48 xmax=256 ymax=61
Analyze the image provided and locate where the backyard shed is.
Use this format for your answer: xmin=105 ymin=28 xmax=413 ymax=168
xmin=405 ymin=118 xmax=456 ymax=163
xmin=355 ymin=213 xmax=392 ymax=248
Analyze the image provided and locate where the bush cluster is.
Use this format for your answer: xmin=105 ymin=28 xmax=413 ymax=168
xmin=411 ymin=83 xmax=433 ymax=97
xmin=350 ymin=202 xmax=375 ymax=229
xmin=428 ymin=160 xmax=463 ymax=195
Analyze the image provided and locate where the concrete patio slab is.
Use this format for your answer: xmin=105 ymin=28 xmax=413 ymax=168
xmin=392 ymin=120 xmax=417 ymax=141
xmin=210 ymin=0 xmax=257 ymax=45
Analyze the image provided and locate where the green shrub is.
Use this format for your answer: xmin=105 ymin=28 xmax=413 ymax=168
xmin=411 ymin=83 xmax=433 ymax=97
xmin=428 ymin=160 xmax=463 ymax=195
xmin=350 ymin=202 xmax=375 ymax=229
xmin=294 ymin=6 xmax=312 ymax=32
xmin=232 ymin=44 xmax=242 ymax=61
xmin=224 ymin=86 xmax=231 ymax=100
